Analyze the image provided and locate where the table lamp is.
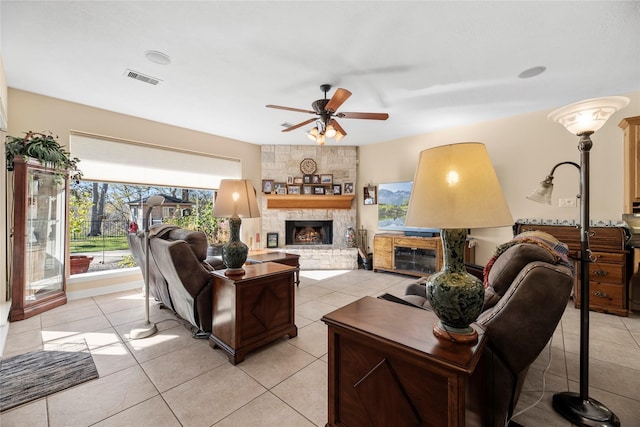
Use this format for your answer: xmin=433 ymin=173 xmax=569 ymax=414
xmin=405 ymin=142 xmax=513 ymax=343
xmin=212 ymin=179 xmax=260 ymax=276
xmin=529 ymin=96 xmax=629 ymax=427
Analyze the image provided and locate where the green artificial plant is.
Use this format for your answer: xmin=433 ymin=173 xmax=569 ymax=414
xmin=6 ymin=131 xmax=83 ymax=182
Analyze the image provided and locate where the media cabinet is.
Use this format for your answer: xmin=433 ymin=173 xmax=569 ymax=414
xmin=373 ymin=233 xmax=475 ymax=277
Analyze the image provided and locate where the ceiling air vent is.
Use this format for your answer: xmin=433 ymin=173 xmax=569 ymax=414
xmin=124 ymin=69 xmax=162 ymax=85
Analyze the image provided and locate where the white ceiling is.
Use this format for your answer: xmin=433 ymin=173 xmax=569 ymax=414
xmin=2 ymin=1 xmax=639 ymax=146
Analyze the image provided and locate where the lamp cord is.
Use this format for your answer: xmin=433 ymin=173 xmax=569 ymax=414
xmin=508 ymin=335 xmax=553 ymax=422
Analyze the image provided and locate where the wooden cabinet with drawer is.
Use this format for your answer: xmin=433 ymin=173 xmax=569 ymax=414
xmin=515 ymin=223 xmax=628 ymax=316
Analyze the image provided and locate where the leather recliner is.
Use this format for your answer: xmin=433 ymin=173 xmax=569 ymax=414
xmin=399 ymin=237 xmax=574 ymax=427
xmin=128 ymin=225 xmax=225 ymax=336
xmin=127 ymin=231 xmax=175 ymax=311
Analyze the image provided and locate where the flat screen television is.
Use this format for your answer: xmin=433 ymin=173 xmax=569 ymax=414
xmin=377 ymin=181 xmax=439 ymax=236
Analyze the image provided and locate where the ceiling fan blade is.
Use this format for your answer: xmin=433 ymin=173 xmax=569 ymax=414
xmin=339 ymin=111 xmax=389 ymax=120
xmin=324 ymin=88 xmax=352 ymax=112
xmin=282 ymin=118 xmax=316 ymax=132
xmin=266 ymin=104 xmax=316 ymax=114
xmin=331 ymin=119 xmax=347 ymax=137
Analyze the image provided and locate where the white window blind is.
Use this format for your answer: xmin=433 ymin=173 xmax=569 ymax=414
xmin=69 ymin=132 xmax=241 ymax=189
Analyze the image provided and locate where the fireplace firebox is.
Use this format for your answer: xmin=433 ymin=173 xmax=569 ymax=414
xmin=285 ymin=220 xmax=333 ymax=245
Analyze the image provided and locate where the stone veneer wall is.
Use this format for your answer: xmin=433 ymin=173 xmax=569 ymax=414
xmin=261 ymin=145 xmax=358 ymax=269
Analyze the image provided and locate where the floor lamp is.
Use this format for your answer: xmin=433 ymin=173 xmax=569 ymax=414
xmin=130 ymin=195 xmax=165 ymax=340
xmin=527 ymin=96 xmax=628 ymax=426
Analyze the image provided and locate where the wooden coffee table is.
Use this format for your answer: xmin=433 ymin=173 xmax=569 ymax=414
xmin=246 ymin=250 xmax=301 ymax=286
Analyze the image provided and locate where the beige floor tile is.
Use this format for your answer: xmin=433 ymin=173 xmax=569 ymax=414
xmin=40 ymin=313 xmax=111 ymax=343
xmin=93 ymin=395 xmax=181 ymax=426
xmin=565 ymin=351 xmax=640 ymax=401
xmin=124 ymin=323 xmax=199 ymax=363
xmin=162 ymin=363 xmax=266 ymax=427
xmin=287 ymin=321 xmax=327 ymax=358
xmin=47 ymin=365 xmax=158 ymax=427
xmin=215 ymin=391 xmax=315 ymax=426
xmin=6 ymin=316 xmax=41 ymax=336
xmin=92 ymin=289 xmax=143 ymax=314
xmin=294 ymin=313 xmax=314 ymax=329
xmin=40 ymin=299 xmax=102 ymax=328
xmin=315 ymin=291 xmax=361 ymax=308
xmin=296 ymin=300 xmax=340 ymax=321
xmin=141 ymin=339 xmax=227 ymax=392
xmin=0 ymin=397 xmax=48 ymax=427
xmin=1 ymin=328 xmax=42 ymax=358
xmin=238 ymin=339 xmax=316 ymax=388
xmin=105 ymin=302 xmax=177 ymax=328
xmin=294 ymin=285 xmax=334 ymax=299
xmin=271 ymin=359 xmax=328 ymax=427
xmin=564 ymin=332 xmax=640 ymax=371
xmin=91 ymin=341 xmax=139 ymax=377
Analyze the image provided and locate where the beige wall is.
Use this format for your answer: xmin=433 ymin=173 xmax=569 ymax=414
xmin=358 ymin=91 xmax=640 ymax=264
xmin=6 ymin=89 xmax=262 ymax=294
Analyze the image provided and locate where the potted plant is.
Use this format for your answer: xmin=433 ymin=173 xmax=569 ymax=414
xmin=5 ymin=131 xmax=83 ymax=182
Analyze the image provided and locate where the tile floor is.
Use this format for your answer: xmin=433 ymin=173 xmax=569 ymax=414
xmin=1 ymin=269 xmax=639 ymax=426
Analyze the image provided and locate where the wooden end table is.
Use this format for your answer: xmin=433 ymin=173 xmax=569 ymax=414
xmin=246 ymin=250 xmax=301 ymax=286
xmin=209 ymin=263 xmax=298 ymax=364
xmin=322 ymin=296 xmax=486 ymax=427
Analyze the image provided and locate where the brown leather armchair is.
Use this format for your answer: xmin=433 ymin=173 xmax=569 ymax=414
xmin=127 ymin=231 xmax=175 ymax=311
xmin=128 ymin=225 xmax=225 ymax=336
xmin=399 ymin=241 xmax=574 ymax=426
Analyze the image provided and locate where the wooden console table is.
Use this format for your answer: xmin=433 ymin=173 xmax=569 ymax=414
xmin=322 ymin=297 xmax=486 ymax=427
xmin=209 ymin=263 xmax=298 ymax=364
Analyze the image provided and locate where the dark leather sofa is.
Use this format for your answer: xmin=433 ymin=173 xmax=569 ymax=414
xmin=394 ymin=236 xmax=574 ymax=426
xmin=128 ymin=225 xmax=225 ymax=336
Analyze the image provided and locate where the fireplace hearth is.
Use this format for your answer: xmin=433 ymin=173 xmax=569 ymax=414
xmin=286 ymin=220 xmax=333 ymax=245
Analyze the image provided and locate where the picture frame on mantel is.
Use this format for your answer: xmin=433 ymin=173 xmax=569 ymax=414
xmin=363 ymin=185 xmax=377 ymax=205
xmin=343 ymin=182 xmax=354 ymax=195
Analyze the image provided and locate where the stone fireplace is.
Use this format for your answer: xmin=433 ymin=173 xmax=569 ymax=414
xmin=286 ymin=220 xmax=333 ymax=245
xmin=260 ymin=145 xmax=358 ymax=269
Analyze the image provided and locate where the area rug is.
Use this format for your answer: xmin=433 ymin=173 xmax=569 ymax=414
xmin=0 ymin=341 xmax=99 ymax=412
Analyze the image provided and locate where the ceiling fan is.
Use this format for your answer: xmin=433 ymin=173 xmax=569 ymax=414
xmin=266 ymin=84 xmax=389 ymax=144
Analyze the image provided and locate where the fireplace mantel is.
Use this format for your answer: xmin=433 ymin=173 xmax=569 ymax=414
xmin=264 ymin=194 xmax=355 ymax=209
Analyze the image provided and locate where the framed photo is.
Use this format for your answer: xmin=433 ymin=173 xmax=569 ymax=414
xmin=314 ymin=186 xmax=325 ymax=195
xmin=332 ymin=184 xmax=342 ymax=195
xmin=302 ymin=185 xmax=313 ymax=195
xmin=274 ymin=182 xmax=287 ymax=194
xmin=311 ymin=174 xmax=321 ymax=184
xmin=287 ymin=175 xmax=294 ymax=185
xmin=267 ymin=232 xmax=278 ymax=248
xmin=262 ymin=179 xmax=274 ymax=194
xmin=343 ymin=182 xmax=354 ymax=195
xmin=364 ymin=185 xmax=377 ymax=205
xmin=293 ymin=176 xmax=304 ymax=184
xmin=288 ymin=185 xmax=301 ymax=195
xmin=320 ymin=174 xmax=333 ymax=184
xmin=303 ymin=174 xmax=313 ymax=184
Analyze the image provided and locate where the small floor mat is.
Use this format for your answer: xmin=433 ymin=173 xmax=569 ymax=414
xmin=0 ymin=341 xmax=99 ymax=412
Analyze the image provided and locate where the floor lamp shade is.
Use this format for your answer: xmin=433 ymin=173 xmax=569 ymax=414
xmin=212 ymin=179 xmax=260 ymax=275
xmin=406 ymin=142 xmax=513 ymax=343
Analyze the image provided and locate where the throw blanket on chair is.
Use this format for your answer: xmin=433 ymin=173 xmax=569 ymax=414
xmin=483 ymin=230 xmax=572 ymax=287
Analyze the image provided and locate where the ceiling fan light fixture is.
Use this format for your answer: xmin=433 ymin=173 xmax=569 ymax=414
xmin=334 ymin=130 xmax=345 ymax=142
xmin=325 ymin=123 xmax=337 ymax=138
xmin=317 ymin=133 xmax=325 ymax=145
xmin=307 ymin=127 xmax=319 ymax=141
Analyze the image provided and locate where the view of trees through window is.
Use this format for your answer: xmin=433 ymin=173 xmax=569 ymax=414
xmin=69 ymin=181 xmax=227 ymax=273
